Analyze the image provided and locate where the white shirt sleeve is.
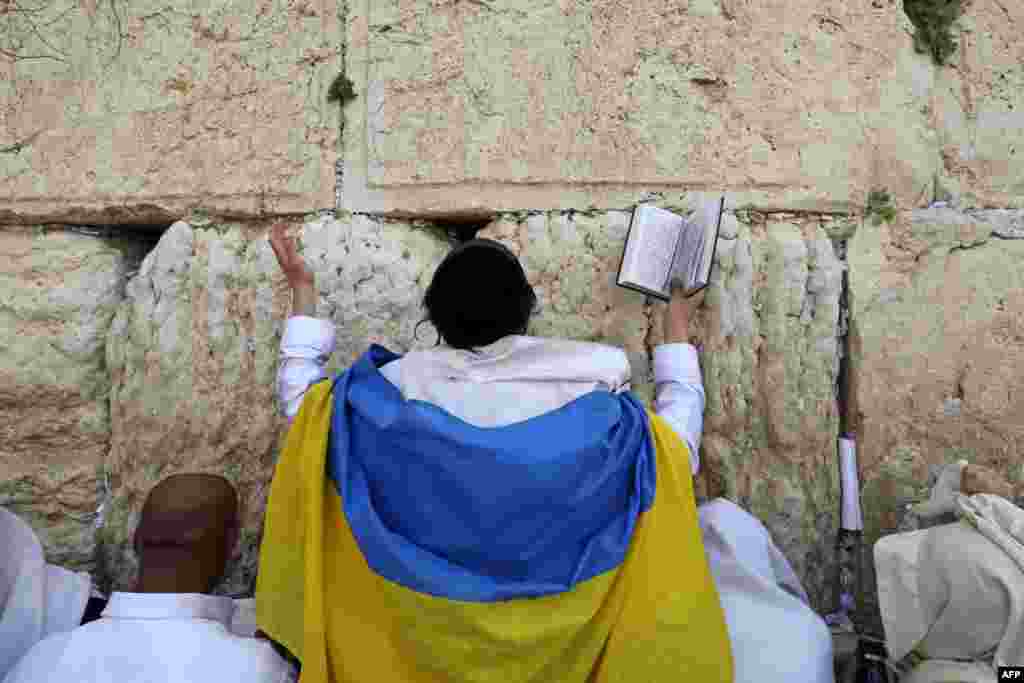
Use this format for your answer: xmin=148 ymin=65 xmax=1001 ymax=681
xmin=278 ymin=316 xmax=335 ymax=420
xmin=276 ymin=318 xmax=705 ymax=474
xmin=652 ymin=343 xmax=705 ymax=475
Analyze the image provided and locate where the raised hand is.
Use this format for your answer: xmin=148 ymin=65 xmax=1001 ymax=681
xmin=269 ymin=222 xmax=315 ymax=290
xmin=269 ymin=222 xmax=317 ymax=316
xmin=663 ymin=285 xmax=706 ymax=345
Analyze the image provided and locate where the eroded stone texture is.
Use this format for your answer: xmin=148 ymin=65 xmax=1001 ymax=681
xmin=477 ymin=211 xmax=653 ymax=403
xmin=0 ymin=227 xmax=140 ymax=571
xmin=344 ymin=0 xmax=939 ymax=215
xmin=654 ymin=215 xmax=843 ymax=610
xmin=849 ymin=208 xmax=1024 ymax=547
xmin=930 ymin=2 xmax=1024 ymax=206
xmin=487 ymin=209 xmax=844 ymax=610
xmin=100 ymin=216 xmax=453 ymax=593
xmin=0 ymin=0 xmax=341 ymax=225
xmin=849 ymin=208 xmax=1024 ymax=632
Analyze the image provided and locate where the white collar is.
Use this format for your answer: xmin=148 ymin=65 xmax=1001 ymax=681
xmin=101 ymin=592 xmax=234 ymax=626
xmin=422 ymin=335 xmax=629 ymax=381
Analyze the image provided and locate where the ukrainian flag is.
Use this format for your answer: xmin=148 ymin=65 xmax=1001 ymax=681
xmin=256 ymin=345 xmax=732 ymax=682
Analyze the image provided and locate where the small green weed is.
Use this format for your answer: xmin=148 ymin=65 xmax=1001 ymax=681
xmin=903 ymin=0 xmax=964 ymax=66
xmin=327 ymin=73 xmax=357 ymax=104
xmin=866 ymin=189 xmax=898 ymax=226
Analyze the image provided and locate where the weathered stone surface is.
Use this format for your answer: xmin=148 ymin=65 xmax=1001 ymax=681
xmin=930 ymin=1 xmax=1024 ymax=207
xmin=99 ymin=209 xmax=747 ymax=591
xmin=477 ymin=210 xmax=653 ymax=403
xmin=100 ymin=215 xmax=453 ymax=593
xmin=962 ymin=463 xmax=1017 ymax=498
xmin=488 ymin=208 xmax=847 ymax=607
xmin=0 ymin=0 xmax=341 ymax=225
xmin=446 ymin=210 xmax=844 ymax=608
xmin=651 ymin=215 xmax=843 ymax=610
xmin=343 ymin=0 xmax=939 ymax=215
xmin=849 ymin=208 xmax=1024 ymax=549
xmin=97 ymin=209 xmax=843 ymax=606
xmin=0 ymin=227 xmax=140 ymax=571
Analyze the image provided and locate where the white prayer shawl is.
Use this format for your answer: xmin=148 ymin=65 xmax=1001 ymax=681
xmin=699 ymin=500 xmax=834 ymax=683
xmin=955 ymin=494 xmax=1024 ymax=669
xmin=901 ymin=660 xmax=997 ymax=683
xmin=875 ymin=494 xmax=1024 ymax=681
xmin=381 ymin=335 xmax=633 ymax=428
xmin=0 ymin=507 xmax=90 ymax=679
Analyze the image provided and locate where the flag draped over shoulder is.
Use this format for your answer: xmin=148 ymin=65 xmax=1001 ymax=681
xmin=256 ymin=345 xmax=732 ymax=683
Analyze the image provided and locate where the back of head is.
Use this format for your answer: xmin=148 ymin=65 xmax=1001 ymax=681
xmin=134 ymin=474 xmax=239 ymax=594
xmin=423 ymin=239 xmax=537 ymax=350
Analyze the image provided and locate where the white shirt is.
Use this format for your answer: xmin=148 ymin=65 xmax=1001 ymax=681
xmin=0 ymin=508 xmax=91 ymax=680
xmin=3 ymin=592 xmax=296 ymax=683
xmin=278 ymin=316 xmax=706 ymax=474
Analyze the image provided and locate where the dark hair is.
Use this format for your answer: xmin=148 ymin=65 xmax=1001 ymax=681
xmin=419 ymin=239 xmax=537 ymax=350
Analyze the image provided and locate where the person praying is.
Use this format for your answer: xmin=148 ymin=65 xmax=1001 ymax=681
xmin=255 ymin=222 xmax=833 ymax=683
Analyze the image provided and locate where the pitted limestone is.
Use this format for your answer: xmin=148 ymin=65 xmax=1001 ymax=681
xmin=930 ymin=2 xmax=1024 ymax=206
xmin=101 ymin=216 xmax=453 ymax=593
xmin=643 ymin=214 xmax=843 ymax=610
xmin=850 ymin=208 xmax=1024 ymax=548
xmin=0 ymin=227 xmax=141 ymax=572
xmin=477 ymin=211 xmax=652 ymax=404
xmin=0 ymin=0 xmax=342 ymax=224
xmin=344 ymin=0 xmax=943 ymax=215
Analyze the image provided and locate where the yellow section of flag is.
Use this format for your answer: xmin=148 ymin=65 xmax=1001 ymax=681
xmin=256 ymin=380 xmax=732 ymax=682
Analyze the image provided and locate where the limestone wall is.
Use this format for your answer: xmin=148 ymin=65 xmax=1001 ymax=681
xmin=1 ymin=0 xmax=1022 ymax=613
xmin=0 ymin=0 xmax=341 ymax=224
xmin=850 ymin=208 xmax=1024 ymax=537
xmin=0 ymin=227 xmax=144 ymax=571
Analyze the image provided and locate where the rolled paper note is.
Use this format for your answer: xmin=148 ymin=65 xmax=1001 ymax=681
xmin=839 ymin=437 xmax=863 ymax=531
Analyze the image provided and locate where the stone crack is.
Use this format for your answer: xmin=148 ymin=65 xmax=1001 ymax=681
xmin=0 ymin=130 xmax=43 ymax=154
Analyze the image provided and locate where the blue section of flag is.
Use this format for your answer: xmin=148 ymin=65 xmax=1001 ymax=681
xmin=326 ymin=344 xmax=657 ymax=603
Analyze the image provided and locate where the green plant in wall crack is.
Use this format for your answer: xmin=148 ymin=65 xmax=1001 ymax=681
xmin=903 ymin=0 xmax=965 ymax=66
xmin=865 ymin=189 xmax=898 ymax=226
xmin=327 ymin=73 xmax=357 ymax=105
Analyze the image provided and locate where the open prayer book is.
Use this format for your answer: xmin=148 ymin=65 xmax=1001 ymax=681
xmin=616 ymin=196 xmax=725 ymax=301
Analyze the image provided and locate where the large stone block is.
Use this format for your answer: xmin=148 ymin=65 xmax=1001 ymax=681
xmin=0 ymin=0 xmax=341 ymax=225
xmin=342 ymin=0 xmax=938 ymax=215
xmin=100 ymin=215 xmax=453 ymax=593
xmin=486 ymin=208 xmax=844 ymax=610
xmin=0 ymin=227 xmax=139 ymax=571
xmin=97 ymin=210 xmax=676 ymax=591
xmin=849 ymin=208 xmax=1024 ymax=547
xmin=649 ymin=214 xmax=843 ymax=610
xmin=100 ymin=208 xmax=845 ymax=609
xmin=930 ymin=2 xmax=1024 ymax=206
xmin=477 ymin=210 xmax=653 ymax=403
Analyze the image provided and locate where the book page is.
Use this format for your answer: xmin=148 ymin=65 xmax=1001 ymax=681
xmin=665 ymin=196 xmax=725 ymax=293
xmin=689 ymin=232 xmax=705 ymax=286
xmin=620 ymin=206 xmax=683 ymax=294
xmin=669 ymin=218 xmax=699 ymax=289
xmin=696 ymin=196 xmax=725 ymax=284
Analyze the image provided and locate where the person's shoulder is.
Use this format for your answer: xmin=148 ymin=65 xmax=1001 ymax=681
xmin=520 ymin=335 xmax=628 ymax=359
xmin=523 ymin=336 xmax=631 ymax=376
xmin=211 ymin=631 xmax=297 ymax=679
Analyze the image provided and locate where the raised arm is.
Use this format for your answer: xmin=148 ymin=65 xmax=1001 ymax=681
xmin=270 ymin=223 xmax=333 ymax=421
xmin=653 ymin=287 xmax=706 ymax=476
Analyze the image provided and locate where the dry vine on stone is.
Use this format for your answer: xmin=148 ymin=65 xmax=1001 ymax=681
xmin=1 ymin=0 xmax=125 ymax=66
